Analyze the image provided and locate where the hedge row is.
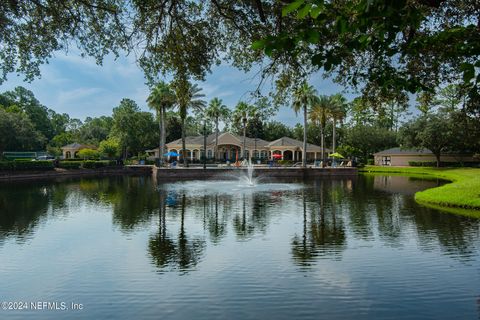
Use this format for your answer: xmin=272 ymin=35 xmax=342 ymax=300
xmin=58 ymin=161 xmax=83 ymax=169
xmin=0 ymin=160 xmax=54 ymax=171
xmin=82 ymin=160 xmax=116 ymax=169
xmin=0 ymin=159 xmax=121 ymax=172
xmin=409 ymin=161 xmax=480 ymax=167
xmin=58 ymin=160 xmax=117 ymax=169
xmin=408 ymin=161 xmax=438 ymax=167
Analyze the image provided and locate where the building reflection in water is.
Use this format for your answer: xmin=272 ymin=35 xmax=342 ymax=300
xmin=0 ymin=175 xmax=478 ymax=272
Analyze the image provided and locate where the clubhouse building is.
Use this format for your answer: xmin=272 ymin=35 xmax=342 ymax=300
xmin=147 ymin=132 xmax=329 ymax=162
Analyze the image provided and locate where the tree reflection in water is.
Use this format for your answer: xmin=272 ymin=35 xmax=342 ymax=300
xmin=148 ymin=190 xmax=176 ymax=270
xmin=148 ymin=191 xmax=205 ymax=273
xmin=291 ymin=180 xmax=347 ymax=267
xmin=0 ymin=175 xmax=479 ymax=269
xmin=205 ymin=195 xmax=228 ymax=244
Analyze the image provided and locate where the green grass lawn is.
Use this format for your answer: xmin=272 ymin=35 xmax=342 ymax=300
xmin=359 ymin=166 xmax=480 ymax=216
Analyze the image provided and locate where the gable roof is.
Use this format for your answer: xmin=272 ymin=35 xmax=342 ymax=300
xmin=166 ymin=132 xmax=270 ymax=148
xmin=373 ymin=147 xmax=433 ymax=156
xmin=166 ymin=133 xmax=217 ymax=146
xmin=61 ymin=143 xmax=96 ymax=150
xmin=163 ymin=133 xmax=326 ymax=151
xmin=267 ymin=137 xmax=327 ymax=152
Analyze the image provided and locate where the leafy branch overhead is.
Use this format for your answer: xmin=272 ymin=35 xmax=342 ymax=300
xmin=0 ymin=1 xmax=479 ymax=111
xmin=255 ymin=0 xmax=480 ymax=97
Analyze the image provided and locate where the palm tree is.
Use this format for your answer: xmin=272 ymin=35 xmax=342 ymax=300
xmin=233 ymin=102 xmax=252 ymax=160
xmin=248 ymin=105 xmax=261 ymax=161
xmin=147 ymin=81 xmax=176 ymax=166
xmin=329 ymin=94 xmax=348 ymax=153
xmin=292 ymin=82 xmax=317 ymax=167
xmin=309 ymin=95 xmax=331 ymax=163
xmin=173 ymin=77 xmax=206 ymax=166
xmin=205 ymin=98 xmax=230 ymax=162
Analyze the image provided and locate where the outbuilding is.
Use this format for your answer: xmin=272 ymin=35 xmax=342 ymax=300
xmin=373 ymin=147 xmax=475 ymax=166
xmin=61 ymin=143 xmax=96 ymax=159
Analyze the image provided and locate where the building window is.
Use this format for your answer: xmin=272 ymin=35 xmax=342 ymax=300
xmin=382 ymin=156 xmax=391 ymax=166
xmin=260 ymin=151 xmax=267 ymax=159
xmin=207 ymin=150 xmax=212 ymax=159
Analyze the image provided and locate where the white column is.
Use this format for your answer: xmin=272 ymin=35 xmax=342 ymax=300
xmin=190 ymin=150 xmax=193 ymax=161
xmin=293 ymin=150 xmax=296 ymax=161
xmin=281 ymin=150 xmax=284 ymax=159
xmin=314 ymin=152 xmax=317 ymax=161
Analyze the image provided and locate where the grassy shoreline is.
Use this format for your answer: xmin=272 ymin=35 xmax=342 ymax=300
xmin=359 ymin=166 xmax=480 ymax=216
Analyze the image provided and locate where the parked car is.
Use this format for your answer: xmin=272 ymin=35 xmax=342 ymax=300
xmin=34 ymin=155 xmax=55 ymax=161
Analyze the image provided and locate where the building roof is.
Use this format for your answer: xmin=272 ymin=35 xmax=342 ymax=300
xmin=166 ymin=133 xmax=217 ymax=146
xmin=373 ymin=147 xmax=433 ymax=156
xmin=61 ymin=143 xmax=96 ymax=150
xmin=267 ymin=137 xmax=329 ymax=152
xmin=166 ymin=132 xmax=271 ymax=149
xmin=162 ymin=132 xmax=326 ymax=151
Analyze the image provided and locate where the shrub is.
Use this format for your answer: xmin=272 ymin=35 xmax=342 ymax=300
xmin=0 ymin=160 xmax=54 ymax=171
xmin=15 ymin=160 xmax=54 ymax=170
xmin=58 ymin=161 xmax=83 ymax=169
xmin=0 ymin=162 xmax=15 ymax=170
xmin=408 ymin=161 xmax=480 ymax=167
xmin=277 ymin=160 xmax=293 ymax=166
xmin=77 ymin=148 xmax=100 ymax=160
xmin=408 ymin=161 xmax=437 ymax=167
xmin=99 ymin=138 xmax=120 ymax=158
xmin=367 ymin=159 xmax=374 ymax=165
xmin=82 ymin=160 xmax=116 ymax=169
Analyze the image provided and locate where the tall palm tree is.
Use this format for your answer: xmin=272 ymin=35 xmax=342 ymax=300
xmin=292 ymin=82 xmax=317 ymax=167
xmin=309 ymin=95 xmax=330 ymax=163
xmin=248 ymin=105 xmax=261 ymax=161
xmin=329 ymin=94 xmax=348 ymax=153
xmin=147 ymin=81 xmax=176 ymax=166
xmin=205 ymin=98 xmax=230 ymax=162
xmin=173 ymin=78 xmax=206 ymax=166
xmin=233 ymin=102 xmax=252 ymax=160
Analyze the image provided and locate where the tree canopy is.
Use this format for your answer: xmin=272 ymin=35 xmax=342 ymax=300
xmin=3 ymin=1 xmax=479 ymax=113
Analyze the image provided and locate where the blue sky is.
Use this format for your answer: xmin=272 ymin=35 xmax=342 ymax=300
xmin=0 ymin=50 xmax=354 ymax=127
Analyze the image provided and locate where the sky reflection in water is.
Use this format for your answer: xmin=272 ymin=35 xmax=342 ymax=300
xmin=0 ymin=175 xmax=479 ymax=320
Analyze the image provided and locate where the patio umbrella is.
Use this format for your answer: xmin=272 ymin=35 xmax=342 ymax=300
xmin=164 ymin=151 xmax=180 ymax=157
xmin=272 ymin=154 xmax=282 ymax=159
xmin=329 ymin=152 xmax=344 ymax=158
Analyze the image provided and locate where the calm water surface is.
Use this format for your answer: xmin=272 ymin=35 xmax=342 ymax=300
xmin=0 ymin=175 xmax=479 ymax=319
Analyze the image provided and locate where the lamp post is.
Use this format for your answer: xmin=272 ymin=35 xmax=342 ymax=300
xmin=203 ymin=119 xmax=207 ymax=170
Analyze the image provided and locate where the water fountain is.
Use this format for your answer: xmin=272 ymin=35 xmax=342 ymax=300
xmin=161 ymin=160 xmax=303 ymax=196
xmin=239 ymin=160 xmax=256 ymax=186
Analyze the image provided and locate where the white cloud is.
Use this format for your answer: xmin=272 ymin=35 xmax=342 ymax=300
xmin=57 ymin=87 xmax=104 ymax=104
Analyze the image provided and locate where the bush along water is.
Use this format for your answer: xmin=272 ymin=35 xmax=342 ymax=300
xmin=58 ymin=160 xmax=117 ymax=169
xmin=0 ymin=160 xmax=118 ymax=171
xmin=0 ymin=160 xmax=54 ymax=171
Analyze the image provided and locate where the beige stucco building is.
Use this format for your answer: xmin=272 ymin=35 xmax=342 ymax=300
xmin=61 ymin=143 xmax=97 ymax=159
xmin=373 ymin=147 xmax=475 ymax=166
xmin=147 ymin=132 xmax=330 ymax=162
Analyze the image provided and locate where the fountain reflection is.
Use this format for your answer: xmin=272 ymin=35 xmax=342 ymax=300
xmin=0 ymin=175 xmax=478 ymax=267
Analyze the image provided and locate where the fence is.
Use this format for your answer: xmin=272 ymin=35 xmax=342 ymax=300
xmin=2 ymin=151 xmax=48 ymax=160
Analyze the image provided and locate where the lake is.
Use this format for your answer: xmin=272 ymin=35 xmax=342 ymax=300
xmin=0 ymin=175 xmax=479 ymax=319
